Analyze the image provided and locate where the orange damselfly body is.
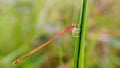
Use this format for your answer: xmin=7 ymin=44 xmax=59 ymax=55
xmin=13 ymin=24 xmax=78 ymax=64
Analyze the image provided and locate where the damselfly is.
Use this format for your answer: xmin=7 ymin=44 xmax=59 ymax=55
xmin=13 ymin=24 xmax=78 ymax=64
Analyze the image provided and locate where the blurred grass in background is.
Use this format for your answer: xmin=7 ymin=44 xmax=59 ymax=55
xmin=0 ymin=0 xmax=120 ymax=68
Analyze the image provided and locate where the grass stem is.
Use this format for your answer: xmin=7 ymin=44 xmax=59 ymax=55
xmin=74 ymin=0 xmax=87 ymax=68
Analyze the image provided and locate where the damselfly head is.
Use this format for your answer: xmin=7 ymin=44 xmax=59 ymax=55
xmin=72 ymin=24 xmax=77 ymax=28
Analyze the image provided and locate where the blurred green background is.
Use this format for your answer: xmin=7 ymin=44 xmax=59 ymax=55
xmin=0 ymin=0 xmax=120 ymax=68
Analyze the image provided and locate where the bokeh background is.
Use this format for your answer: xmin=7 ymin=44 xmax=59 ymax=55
xmin=0 ymin=0 xmax=120 ymax=68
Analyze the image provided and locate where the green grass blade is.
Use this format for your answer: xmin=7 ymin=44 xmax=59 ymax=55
xmin=74 ymin=0 xmax=87 ymax=68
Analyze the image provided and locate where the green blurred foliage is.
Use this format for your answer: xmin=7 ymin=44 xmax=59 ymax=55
xmin=0 ymin=0 xmax=120 ymax=68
